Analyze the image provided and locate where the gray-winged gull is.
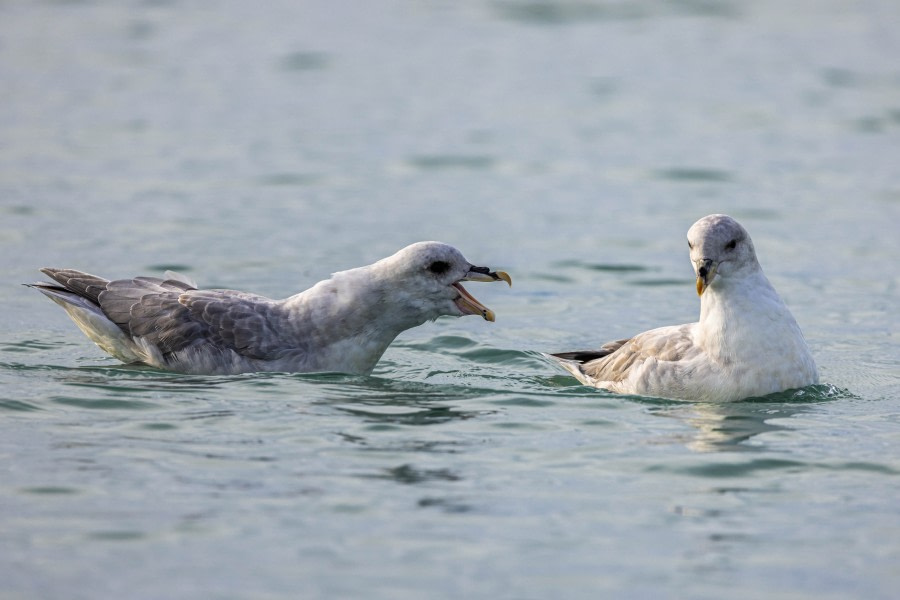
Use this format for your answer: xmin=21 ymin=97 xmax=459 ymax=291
xmin=29 ymin=242 xmax=511 ymax=375
xmin=551 ymin=214 xmax=817 ymax=402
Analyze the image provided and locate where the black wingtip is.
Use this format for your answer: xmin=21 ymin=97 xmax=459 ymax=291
xmin=550 ymin=350 xmax=615 ymax=364
xmin=23 ymin=281 xmax=58 ymax=290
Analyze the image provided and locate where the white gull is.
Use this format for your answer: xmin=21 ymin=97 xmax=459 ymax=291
xmin=551 ymin=214 xmax=817 ymax=402
xmin=29 ymin=242 xmax=511 ymax=375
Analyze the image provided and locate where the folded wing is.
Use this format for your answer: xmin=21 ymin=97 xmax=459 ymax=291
xmin=37 ymin=268 xmax=291 ymax=365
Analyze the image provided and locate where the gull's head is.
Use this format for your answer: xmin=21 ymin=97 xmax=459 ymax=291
xmin=687 ymin=214 xmax=759 ymax=296
xmin=376 ymin=241 xmax=511 ymax=322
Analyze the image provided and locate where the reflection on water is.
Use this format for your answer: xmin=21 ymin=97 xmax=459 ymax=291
xmin=656 ymin=401 xmax=802 ymax=452
xmin=651 ymin=385 xmax=845 ymax=452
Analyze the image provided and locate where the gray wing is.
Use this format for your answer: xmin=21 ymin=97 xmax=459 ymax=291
xmin=563 ymin=325 xmax=698 ymax=385
xmin=104 ymin=286 xmax=290 ymax=361
xmin=40 ymin=268 xmax=289 ymax=361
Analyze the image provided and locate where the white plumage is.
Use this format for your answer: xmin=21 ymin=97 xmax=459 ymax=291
xmin=551 ymin=214 xmax=818 ymax=402
xmin=29 ymin=242 xmax=510 ymax=375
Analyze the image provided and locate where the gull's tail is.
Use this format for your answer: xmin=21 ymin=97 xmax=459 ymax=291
xmin=26 ymin=268 xmax=110 ymax=319
xmin=25 ymin=269 xmax=143 ymax=363
xmin=546 ymin=339 xmax=630 ymax=386
xmin=541 ymin=352 xmax=597 ymax=386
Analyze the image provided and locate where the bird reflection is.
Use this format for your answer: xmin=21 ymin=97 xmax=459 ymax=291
xmin=651 ymin=398 xmax=811 ymax=453
xmin=645 ymin=385 xmax=842 ymax=452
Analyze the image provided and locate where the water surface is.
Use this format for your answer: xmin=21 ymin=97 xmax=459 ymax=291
xmin=1 ymin=1 xmax=898 ymax=598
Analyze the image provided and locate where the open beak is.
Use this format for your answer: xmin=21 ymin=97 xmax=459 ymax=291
xmin=453 ymin=266 xmax=512 ymax=321
xmin=695 ymin=259 xmax=717 ymax=296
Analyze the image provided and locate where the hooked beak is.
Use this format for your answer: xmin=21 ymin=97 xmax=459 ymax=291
xmin=695 ymin=259 xmax=717 ymax=296
xmin=453 ymin=266 xmax=512 ymax=321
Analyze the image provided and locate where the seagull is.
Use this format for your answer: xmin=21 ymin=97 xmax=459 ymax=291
xmin=551 ymin=214 xmax=818 ymax=402
xmin=28 ymin=242 xmax=511 ymax=375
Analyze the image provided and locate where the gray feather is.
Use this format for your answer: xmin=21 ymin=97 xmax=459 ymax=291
xmin=35 ymin=268 xmax=292 ymax=363
xmin=29 ymin=242 xmax=506 ymax=375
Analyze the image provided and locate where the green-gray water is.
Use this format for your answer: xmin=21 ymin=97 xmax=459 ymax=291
xmin=2 ymin=1 xmax=898 ymax=598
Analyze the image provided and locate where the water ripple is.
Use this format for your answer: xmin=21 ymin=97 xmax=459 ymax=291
xmin=551 ymin=260 xmax=653 ymax=273
xmin=650 ymin=458 xmax=900 ymax=478
xmin=653 ymin=458 xmax=807 ymax=478
xmin=406 ymin=155 xmax=497 ymax=172
xmin=653 ymin=167 xmax=735 ymax=182
xmin=368 ymin=464 xmax=462 ymax=485
xmin=0 ymin=399 xmax=44 ymax=412
xmin=1 ymin=340 xmax=60 ymax=353
xmin=51 ymin=396 xmax=160 ymax=411
xmin=280 ymin=51 xmax=330 ymax=71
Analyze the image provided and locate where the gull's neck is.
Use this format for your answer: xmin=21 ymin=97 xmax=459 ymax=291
xmin=278 ymin=264 xmax=428 ymax=374
xmin=696 ymin=267 xmax=790 ymax=362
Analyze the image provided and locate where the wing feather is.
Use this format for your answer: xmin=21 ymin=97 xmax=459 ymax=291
xmin=120 ymin=289 xmax=286 ymax=360
xmin=39 ymin=268 xmax=110 ymax=304
xmin=578 ymin=325 xmax=697 ymax=384
xmin=35 ymin=272 xmax=289 ymax=362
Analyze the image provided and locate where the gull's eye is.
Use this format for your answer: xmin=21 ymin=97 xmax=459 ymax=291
xmin=725 ymin=239 xmax=737 ymax=250
xmin=688 ymin=241 xmax=694 ymax=250
xmin=428 ymin=260 xmax=451 ymax=275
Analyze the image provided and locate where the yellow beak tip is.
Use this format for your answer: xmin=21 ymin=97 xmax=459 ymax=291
xmin=495 ymin=271 xmax=512 ymax=287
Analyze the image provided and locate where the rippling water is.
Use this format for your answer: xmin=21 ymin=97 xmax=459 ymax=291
xmin=2 ymin=1 xmax=899 ymax=598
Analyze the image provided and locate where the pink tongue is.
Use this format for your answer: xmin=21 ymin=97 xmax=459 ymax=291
xmin=453 ymin=282 xmax=483 ymax=316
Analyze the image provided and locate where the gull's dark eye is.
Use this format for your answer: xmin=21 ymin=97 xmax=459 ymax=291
xmin=726 ymin=239 xmax=737 ymax=250
xmin=428 ymin=260 xmax=451 ymax=275
xmin=688 ymin=241 xmax=694 ymax=250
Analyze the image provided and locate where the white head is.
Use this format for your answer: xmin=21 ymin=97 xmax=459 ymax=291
xmin=687 ymin=214 xmax=761 ymax=296
xmin=369 ymin=241 xmax=511 ymax=322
